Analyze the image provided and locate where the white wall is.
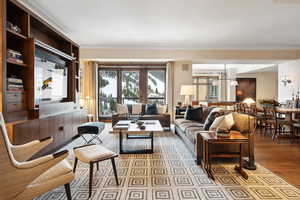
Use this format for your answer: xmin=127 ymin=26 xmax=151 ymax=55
xmin=237 ymin=72 xmax=278 ymax=103
xmin=173 ymin=61 xmax=193 ymax=105
xmin=278 ymin=60 xmax=300 ymax=102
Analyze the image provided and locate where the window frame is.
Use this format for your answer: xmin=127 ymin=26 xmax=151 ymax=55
xmin=97 ymin=65 xmax=166 ymax=119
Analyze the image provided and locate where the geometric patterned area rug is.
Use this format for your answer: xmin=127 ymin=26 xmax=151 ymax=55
xmin=36 ymin=124 xmax=300 ymax=200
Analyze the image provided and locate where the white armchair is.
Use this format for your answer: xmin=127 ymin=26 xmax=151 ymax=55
xmin=0 ymin=113 xmax=75 ymax=200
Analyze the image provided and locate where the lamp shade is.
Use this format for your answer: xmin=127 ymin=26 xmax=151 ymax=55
xmin=243 ymin=98 xmax=255 ymax=105
xmin=180 ymin=85 xmax=194 ymax=96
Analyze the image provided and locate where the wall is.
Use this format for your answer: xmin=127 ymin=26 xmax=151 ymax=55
xmin=173 ymin=61 xmax=193 ymax=105
xmin=237 ymin=72 xmax=278 ymax=103
xmin=278 ymin=60 xmax=300 ymax=102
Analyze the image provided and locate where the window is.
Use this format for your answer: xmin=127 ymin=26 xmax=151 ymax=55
xmin=122 ymin=71 xmax=140 ymax=104
xmin=97 ymin=66 xmax=166 ymax=118
xmin=193 ymin=76 xmax=219 ymax=102
xmin=98 ymin=70 xmax=118 ymax=116
xmin=147 ymin=70 xmax=166 ymax=104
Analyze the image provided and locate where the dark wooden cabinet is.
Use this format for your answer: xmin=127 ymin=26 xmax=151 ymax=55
xmin=7 ymin=109 xmax=87 ymax=155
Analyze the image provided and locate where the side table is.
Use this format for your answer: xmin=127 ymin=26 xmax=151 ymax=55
xmin=200 ymin=131 xmax=249 ymax=180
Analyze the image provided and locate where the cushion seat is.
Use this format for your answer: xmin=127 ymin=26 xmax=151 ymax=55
xmin=74 ymin=145 xmax=115 ymax=163
xmin=179 ymin=122 xmax=204 ymax=132
xmin=32 ymin=160 xmax=73 ymax=185
xmin=174 ymin=119 xmax=195 ymax=126
xmin=78 ymin=122 xmax=105 ymax=135
xmin=185 ymin=127 xmax=204 ymax=144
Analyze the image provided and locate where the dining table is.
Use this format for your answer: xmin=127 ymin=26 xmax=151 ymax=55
xmin=276 ymin=108 xmax=300 ymax=122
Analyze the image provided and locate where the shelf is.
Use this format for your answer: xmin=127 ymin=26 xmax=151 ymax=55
xmin=6 ymin=90 xmax=26 ymax=93
xmin=7 ymin=60 xmax=29 ymax=67
xmin=7 ymin=29 xmax=28 ymax=40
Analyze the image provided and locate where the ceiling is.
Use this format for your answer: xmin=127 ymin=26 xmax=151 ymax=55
xmin=19 ymin=0 xmax=300 ymax=49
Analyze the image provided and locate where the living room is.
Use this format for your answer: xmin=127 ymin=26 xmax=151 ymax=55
xmin=1 ymin=0 xmax=300 ymax=200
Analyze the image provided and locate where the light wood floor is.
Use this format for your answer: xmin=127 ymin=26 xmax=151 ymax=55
xmin=254 ymin=131 xmax=300 ymax=188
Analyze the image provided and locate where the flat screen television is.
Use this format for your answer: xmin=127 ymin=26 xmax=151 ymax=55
xmin=34 ymin=47 xmax=68 ymax=103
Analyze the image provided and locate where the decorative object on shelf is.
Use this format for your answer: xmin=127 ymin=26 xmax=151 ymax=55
xmin=258 ymin=99 xmax=280 ymax=106
xmin=7 ymin=49 xmax=24 ymax=64
xmin=180 ymin=85 xmax=194 ymax=106
xmin=7 ymin=77 xmax=24 ymax=91
xmin=281 ymin=75 xmax=292 ymax=87
xmin=242 ymin=98 xmax=257 ymax=170
xmin=7 ymin=21 xmax=22 ymax=33
xmin=216 ymin=127 xmax=230 ymax=137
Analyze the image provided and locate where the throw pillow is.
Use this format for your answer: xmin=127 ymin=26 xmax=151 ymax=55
xmin=132 ymin=103 xmax=143 ymax=115
xmin=157 ymin=105 xmax=167 ymax=114
xmin=232 ymin=112 xmax=255 ymax=133
xmin=201 ymin=106 xmax=215 ymax=123
xmin=209 ymin=113 xmax=235 ymax=131
xmin=203 ymin=107 xmax=224 ymax=130
xmin=146 ymin=103 xmax=158 ymax=115
xmin=116 ymin=104 xmax=128 ymax=115
xmin=184 ymin=106 xmax=203 ymax=122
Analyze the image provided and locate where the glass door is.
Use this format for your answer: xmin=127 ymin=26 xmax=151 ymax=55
xmin=98 ymin=70 xmax=118 ymax=117
xmin=122 ymin=71 xmax=140 ymax=104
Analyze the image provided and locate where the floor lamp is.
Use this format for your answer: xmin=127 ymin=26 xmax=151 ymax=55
xmin=242 ymin=97 xmax=257 ymax=170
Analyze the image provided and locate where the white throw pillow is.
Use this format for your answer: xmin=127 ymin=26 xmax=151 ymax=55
xmin=132 ymin=103 xmax=143 ymax=115
xmin=157 ymin=105 xmax=167 ymax=114
xmin=116 ymin=104 xmax=128 ymax=115
xmin=209 ymin=113 xmax=235 ymax=131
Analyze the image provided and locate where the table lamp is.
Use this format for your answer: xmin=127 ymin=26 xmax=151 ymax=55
xmin=180 ymin=85 xmax=194 ymax=106
xmin=242 ymin=97 xmax=257 ymax=170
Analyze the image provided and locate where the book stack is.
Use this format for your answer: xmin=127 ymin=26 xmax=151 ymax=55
xmin=7 ymin=49 xmax=24 ymax=64
xmin=7 ymin=77 xmax=24 ymax=91
xmin=216 ymin=128 xmax=230 ymax=138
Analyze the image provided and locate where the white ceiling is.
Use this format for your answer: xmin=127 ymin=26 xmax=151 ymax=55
xmin=192 ymin=64 xmax=278 ymax=74
xmin=20 ymin=0 xmax=300 ymax=49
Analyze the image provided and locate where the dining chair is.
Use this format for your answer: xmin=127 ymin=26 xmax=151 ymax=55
xmin=0 ymin=112 xmax=75 ymax=200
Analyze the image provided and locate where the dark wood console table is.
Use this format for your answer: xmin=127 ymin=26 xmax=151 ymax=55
xmin=200 ymin=131 xmax=249 ymax=180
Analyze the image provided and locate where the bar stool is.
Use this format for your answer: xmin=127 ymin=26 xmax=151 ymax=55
xmin=73 ymin=144 xmax=119 ymax=198
xmin=78 ymin=122 xmax=105 ymax=144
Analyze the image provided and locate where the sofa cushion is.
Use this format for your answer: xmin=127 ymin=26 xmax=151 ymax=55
xmin=203 ymin=108 xmax=224 ymax=130
xmin=184 ymin=106 xmax=203 ymax=122
xmin=201 ymin=106 xmax=215 ymax=123
xmin=178 ymin=122 xmax=204 ymax=132
xmin=174 ymin=119 xmax=194 ymax=126
xmin=209 ymin=113 xmax=235 ymax=131
xmin=116 ymin=104 xmax=129 ymax=115
xmin=185 ymin=127 xmax=204 ymax=144
xmin=232 ymin=112 xmax=256 ymax=133
xmin=146 ymin=103 xmax=158 ymax=115
xmin=157 ymin=105 xmax=168 ymax=114
xmin=132 ymin=103 xmax=143 ymax=115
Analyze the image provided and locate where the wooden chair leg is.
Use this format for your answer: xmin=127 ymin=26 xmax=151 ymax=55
xmin=97 ymin=162 xmax=99 ymax=171
xmin=64 ymin=183 xmax=72 ymax=200
xmin=73 ymin=158 xmax=78 ymax=173
xmin=111 ymin=157 xmax=119 ymax=185
xmin=89 ymin=162 xmax=94 ymax=198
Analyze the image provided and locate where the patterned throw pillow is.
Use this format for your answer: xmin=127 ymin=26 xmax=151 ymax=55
xmin=116 ymin=104 xmax=128 ymax=115
xmin=203 ymin=107 xmax=224 ymax=130
xmin=132 ymin=103 xmax=143 ymax=115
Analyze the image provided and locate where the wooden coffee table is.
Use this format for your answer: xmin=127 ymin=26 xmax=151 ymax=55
xmin=110 ymin=120 xmax=164 ymax=154
xmin=200 ymin=131 xmax=249 ymax=180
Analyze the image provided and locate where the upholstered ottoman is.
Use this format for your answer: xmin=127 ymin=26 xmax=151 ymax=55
xmin=73 ymin=144 xmax=119 ymax=197
xmin=77 ymin=122 xmax=105 ymax=144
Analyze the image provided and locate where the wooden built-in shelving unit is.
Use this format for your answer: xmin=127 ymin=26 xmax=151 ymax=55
xmin=2 ymin=0 xmax=81 ymax=122
xmin=1 ymin=0 xmax=86 ymax=155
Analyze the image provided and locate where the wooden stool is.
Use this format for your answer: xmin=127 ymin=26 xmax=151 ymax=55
xmin=73 ymin=144 xmax=119 ymax=198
